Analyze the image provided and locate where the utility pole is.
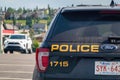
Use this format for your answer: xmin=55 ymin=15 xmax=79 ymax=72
xmin=0 ymin=20 xmax=1 ymax=54
xmin=0 ymin=11 xmax=4 ymax=54
xmin=0 ymin=16 xmax=3 ymax=54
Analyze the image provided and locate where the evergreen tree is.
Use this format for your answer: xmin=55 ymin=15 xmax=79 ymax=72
xmin=7 ymin=7 xmax=15 ymax=14
xmin=13 ymin=13 xmax=16 ymax=26
xmin=0 ymin=7 xmax=2 ymax=11
xmin=23 ymin=7 xmax=27 ymax=13
xmin=36 ymin=6 xmax=39 ymax=11
xmin=4 ymin=7 xmax=7 ymax=12
xmin=17 ymin=8 xmax=23 ymax=13
xmin=48 ymin=4 xmax=51 ymax=17
xmin=72 ymin=4 xmax=74 ymax=7
xmin=26 ymin=16 xmax=32 ymax=28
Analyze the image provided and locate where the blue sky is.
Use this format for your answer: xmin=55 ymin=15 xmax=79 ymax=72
xmin=0 ymin=0 xmax=120 ymax=9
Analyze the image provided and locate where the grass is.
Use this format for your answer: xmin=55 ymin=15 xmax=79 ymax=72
xmin=4 ymin=20 xmax=26 ymax=25
xmin=4 ymin=20 xmax=48 ymax=26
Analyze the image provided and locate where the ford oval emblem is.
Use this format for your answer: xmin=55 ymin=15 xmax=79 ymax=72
xmin=100 ymin=44 xmax=118 ymax=52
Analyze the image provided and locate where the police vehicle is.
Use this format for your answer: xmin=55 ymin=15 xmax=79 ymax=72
xmin=33 ymin=1 xmax=120 ymax=80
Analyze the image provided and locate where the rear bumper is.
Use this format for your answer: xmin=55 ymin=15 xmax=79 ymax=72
xmin=42 ymin=73 xmax=120 ymax=80
xmin=38 ymin=58 xmax=120 ymax=80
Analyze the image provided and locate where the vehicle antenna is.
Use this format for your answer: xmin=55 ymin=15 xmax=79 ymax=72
xmin=110 ymin=0 xmax=116 ymax=7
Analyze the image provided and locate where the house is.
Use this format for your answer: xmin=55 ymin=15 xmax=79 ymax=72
xmin=33 ymin=32 xmax=46 ymax=42
xmin=20 ymin=12 xmax=33 ymax=19
xmin=33 ymin=9 xmax=48 ymax=19
xmin=32 ymin=23 xmax=48 ymax=42
xmin=33 ymin=23 xmax=48 ymax=34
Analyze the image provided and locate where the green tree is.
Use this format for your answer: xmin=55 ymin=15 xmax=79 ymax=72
xmin=13 ymin=15 xmax=16 ymax=26
xmin=26 ymin=16 xmax=32 ymax=28
xmin=7 ymin=7 xmax=15 ymax=14
xmin=17 ymin=8 xmax=23 ymax=13
xmin=48 ymin=4 xmax=52 ymax=18
xmin=0 ymin=7 xmax=2 ymax=11
xmin=36 ymin=6 xmax=39 ymax=11
xmin=23 ymin=7 xmax=27 ymax=13
xmin=72 ymin=4 xmax=74 ymax=7
xmin=50 ymin=8 xmax=54 ymax=17
xmin=4 ymin=7 xmax=7 ymax=12
xmin=26 ymin=9 xmax=32 ymax=13
xmin=32 ymin=39 xmax=39 ymax=52
xmin=34 ymin=17 xmax=40 ymax=24
xmin=47 ymin=16 xmax=52 ymax=25
xmin=29 ymin=28 xmax=34 ymax=40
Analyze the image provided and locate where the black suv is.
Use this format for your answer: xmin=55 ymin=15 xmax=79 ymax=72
xmin=33 ymin=6 xmax=120 ymax=80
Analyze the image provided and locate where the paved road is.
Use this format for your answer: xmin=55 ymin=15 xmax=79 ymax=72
xmin=0 ymin=53 xmax=35 ymax=80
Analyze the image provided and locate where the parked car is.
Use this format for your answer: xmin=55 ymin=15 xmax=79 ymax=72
xmin=4 ymin=34 xmax=32 ymax=54
xmin=33 ymin=5 xmax=120 ymax=80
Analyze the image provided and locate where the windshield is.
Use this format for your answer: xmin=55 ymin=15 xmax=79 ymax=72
xmin=9 ymin=35 xmax=25 ymax=39
xmin=50 ymin=10 xmax=120 ymax=41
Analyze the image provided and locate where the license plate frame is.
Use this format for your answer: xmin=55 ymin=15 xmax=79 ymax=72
xmin=95 ymin=61 xmax=120 ymax=75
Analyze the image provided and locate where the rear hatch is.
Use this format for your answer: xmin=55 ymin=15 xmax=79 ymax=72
xmin=45 ymin=9 xmax=120 ymax=79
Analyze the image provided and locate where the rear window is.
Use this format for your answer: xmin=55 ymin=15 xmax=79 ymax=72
xmin=50 ymin=10 xmax=120 ymax=42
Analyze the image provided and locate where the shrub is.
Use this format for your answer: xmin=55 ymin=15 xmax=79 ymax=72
xmin=32 ymin=39 xmax=39 ymax=52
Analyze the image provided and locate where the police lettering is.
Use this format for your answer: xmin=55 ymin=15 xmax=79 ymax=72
xmin=51 ymin=44 xmax=99 ymax=53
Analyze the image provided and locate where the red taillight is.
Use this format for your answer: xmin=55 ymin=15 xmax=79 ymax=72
xmin=36 ymin=48 xmax=49 ymax=72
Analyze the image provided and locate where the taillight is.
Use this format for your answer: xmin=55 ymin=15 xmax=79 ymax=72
xmin=36 ymin=48 xmax=49 ymax=72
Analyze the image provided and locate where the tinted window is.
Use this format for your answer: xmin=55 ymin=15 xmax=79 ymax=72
xmin=10 ymin=35 xmax=25 ymax=39
xmin=50 ymin=10 xmax=120 ymax=41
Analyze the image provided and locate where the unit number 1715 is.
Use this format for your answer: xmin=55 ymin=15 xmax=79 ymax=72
xmin=50 ymin=61 xmax=69 ymax=67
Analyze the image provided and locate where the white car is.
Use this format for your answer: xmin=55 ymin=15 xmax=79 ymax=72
xmin=4 ymin=34 xmax=32 ymax=54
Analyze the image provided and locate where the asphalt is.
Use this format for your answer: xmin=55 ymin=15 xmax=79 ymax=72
xmin=0 ymin=53 xmax=35 ymax=80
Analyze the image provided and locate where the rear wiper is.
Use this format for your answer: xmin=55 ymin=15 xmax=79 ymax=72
xmin=108 ymin=36 xmax=120 ymax=44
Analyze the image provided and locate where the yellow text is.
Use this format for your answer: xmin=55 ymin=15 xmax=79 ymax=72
xmin=51 ymin=44 xmax=99 ymax=53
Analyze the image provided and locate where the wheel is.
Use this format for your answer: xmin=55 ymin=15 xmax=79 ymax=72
xmin=4 ymin=50 xmax=7 ymax=54
xmin=10 ymin=51 xmax=13 ymax=54
xmin=32 ymin=66 xmax=44 ymax=80
xmin=28 ymin=49 xmax=32 ymax=54
xmin=23 ymin=49 xmax=28 ymax=54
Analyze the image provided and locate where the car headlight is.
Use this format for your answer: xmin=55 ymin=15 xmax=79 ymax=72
xmin=4 ymin=41 xmax=8 ymax=44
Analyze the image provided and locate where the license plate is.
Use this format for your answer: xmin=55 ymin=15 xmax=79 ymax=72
xmin=95 ymin=61 xmax=120 ymax=75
